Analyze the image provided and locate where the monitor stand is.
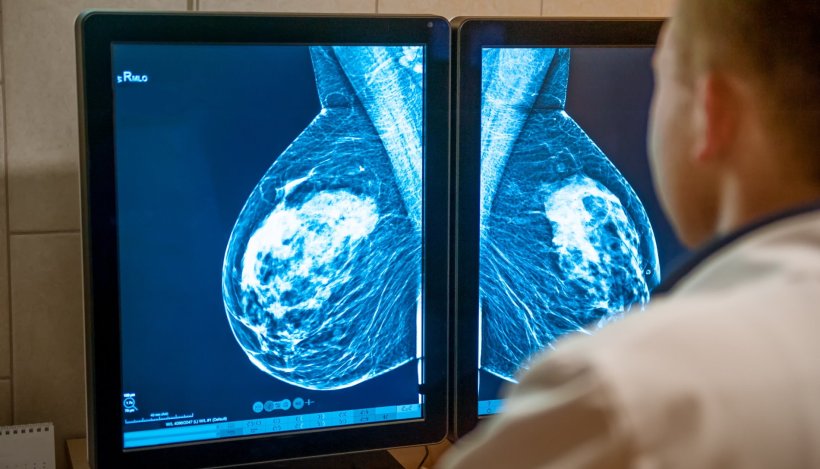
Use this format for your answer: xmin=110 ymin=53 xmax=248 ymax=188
xmin=266 ymin=450 xmax=404 ymax=468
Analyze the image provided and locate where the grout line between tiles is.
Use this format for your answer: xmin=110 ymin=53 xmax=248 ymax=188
xmin=0 ymin=378 xmax=8 ymax=423
xmin=375 ymin=0 xmax=379 ymax=14
xmin=9 ymin=230 xmax=81 ymax=237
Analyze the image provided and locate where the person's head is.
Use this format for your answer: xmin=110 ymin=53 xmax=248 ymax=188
xmin=648 ymin=0 xmax=820 ymax=248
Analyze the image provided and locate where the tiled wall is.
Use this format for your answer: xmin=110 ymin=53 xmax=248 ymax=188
xmin=0 ymin=0 xmax=670 ymax=467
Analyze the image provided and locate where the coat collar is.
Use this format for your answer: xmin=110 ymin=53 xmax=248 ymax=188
xmin=654 ymin=200 xmax=820 ymax=294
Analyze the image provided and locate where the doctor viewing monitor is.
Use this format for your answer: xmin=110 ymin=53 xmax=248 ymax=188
xmin=451 ymin=18 xmax=686 ymax=438
xmin=77 ymin=11 xmax=449 ymax=468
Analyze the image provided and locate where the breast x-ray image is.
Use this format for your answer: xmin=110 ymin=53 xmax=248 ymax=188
xmin=479 ymin=48 xmax=660 ymax=382
xmin=222 ymin=46 xmax=424 ymax=391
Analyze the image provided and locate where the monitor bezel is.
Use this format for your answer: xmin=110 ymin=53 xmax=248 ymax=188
xmin=451 ymin=17 xmax=664 ymax=440
xmin=77 ymin=11 xmax=451 ymax=468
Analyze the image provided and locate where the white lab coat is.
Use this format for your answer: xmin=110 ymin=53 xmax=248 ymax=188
xmin=440 ymin=209 xmax=820 ymax=468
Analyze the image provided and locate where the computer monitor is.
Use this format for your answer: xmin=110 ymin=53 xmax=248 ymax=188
xmin=451 ymin=18 xmax=686 ymax=438
xmin=77 ymin=11 xmax=450 ymax=467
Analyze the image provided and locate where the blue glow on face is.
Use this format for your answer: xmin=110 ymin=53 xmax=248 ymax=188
xmin=222 ymin=46 xmax=423 ymax=391
xmin=480 ymin=48 xmax=660 ymax=382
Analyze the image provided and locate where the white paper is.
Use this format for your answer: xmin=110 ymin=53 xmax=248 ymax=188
xmin=0 ymin=422 xmax=56 ymax=469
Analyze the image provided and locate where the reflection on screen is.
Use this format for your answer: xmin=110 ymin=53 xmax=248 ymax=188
xmin=478 ymin=47 xmax=665 ymax=416
xmin=114 ymin=44 xmax=424 ymax=448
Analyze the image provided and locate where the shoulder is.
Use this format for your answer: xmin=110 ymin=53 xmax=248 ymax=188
xmin=536 ymin=211 xmax=820 ymax=381
xmin=517 ymin=271 xmax=820 ymax=467
xmin=531 ymin=269 xmax=820 ymax=395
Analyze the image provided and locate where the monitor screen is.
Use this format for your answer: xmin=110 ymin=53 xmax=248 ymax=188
xmin=115 ymin=42 xmax=428 ymax=446
xmin=79 ymin=12 xmax=449 ymax=468
xmin=452 ymin=19 xmax=687 ymax=436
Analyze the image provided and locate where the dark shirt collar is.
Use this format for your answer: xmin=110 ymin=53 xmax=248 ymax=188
xmin=654 ymin=200 xmax=820 ymax=294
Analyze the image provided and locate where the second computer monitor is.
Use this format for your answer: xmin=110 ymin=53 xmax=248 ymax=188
xmin=452 ymin=18 xmax=686 ymax=438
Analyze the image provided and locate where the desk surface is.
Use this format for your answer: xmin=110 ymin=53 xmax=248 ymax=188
xmin=66 ymin=438 xmax=90 ymax=469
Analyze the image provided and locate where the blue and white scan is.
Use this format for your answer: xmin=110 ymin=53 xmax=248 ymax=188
xmin=480 ymin=48 xmax=660 ymax=382
xmin=222 ymin=46 xmax=423 ymax=391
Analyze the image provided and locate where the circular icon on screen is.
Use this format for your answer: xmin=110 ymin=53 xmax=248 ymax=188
xmin=123 ymin=397 xmax=137 ymax=410
xmin=280 ymin=399 xmax=292 ymax=411
xmin=264 ymin=400 xmax=275 ymax=412
xmin=293 ymin=397 xmax=305 ymax=410
xmin=252 ymin=401 xmax=264 ymax=413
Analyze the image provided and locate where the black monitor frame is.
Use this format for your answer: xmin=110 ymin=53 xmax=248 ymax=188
xmin=77 ymin=11 xmax=450 ymax=468
xmin=451 ymin=17 xmax=664 ymax=440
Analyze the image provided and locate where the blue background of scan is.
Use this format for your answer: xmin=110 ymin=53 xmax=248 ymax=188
xmin=478 ymin=47 xmax=688 ymax=402
xmin=112 ymin=44 xmax=421 ymax=434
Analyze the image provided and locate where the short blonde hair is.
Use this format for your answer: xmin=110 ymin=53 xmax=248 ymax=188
xmin=674 ymin=0 xmax=820 ymax=176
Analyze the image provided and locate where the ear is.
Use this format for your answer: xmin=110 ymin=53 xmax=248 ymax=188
xmin=692 ymin=73 xmax=738 ymax=164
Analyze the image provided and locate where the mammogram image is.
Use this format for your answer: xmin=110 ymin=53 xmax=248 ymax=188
xmin=222 ymin=46 xmax=423 ymax=391
xmin=480 ymin=48 xmax=660 ymax=381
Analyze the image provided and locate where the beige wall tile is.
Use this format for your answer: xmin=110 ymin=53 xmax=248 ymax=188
xmin=0 ymin=83 xmax=8 ymax=379
xmin=541 ymin=0 xmax=672 ymax=17
xmin=2 ymin=0 xmax=186 ymax=233
xmin=11 ymin=233 xmax=84 ymax=469
xmin=378 ymin=0 xmax=541 ymax=18
xmin=198 ymin=0 xmax=376 ymax=13
xmin=0 ymin=379 xmax=10 ymax=425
